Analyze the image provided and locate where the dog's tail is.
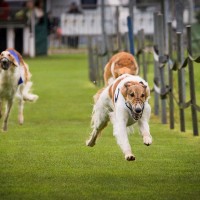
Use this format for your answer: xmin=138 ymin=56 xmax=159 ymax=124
xmin=23 ymin=81 xmax=39 ymax=102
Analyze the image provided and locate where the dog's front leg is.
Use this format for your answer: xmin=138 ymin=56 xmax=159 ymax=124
xmin=3 ymin=100 xmax=13 ymax=131
xmin=113 ymin=112 xmax=135 ymax=161
xmin=18 ymin=98 xmax=24 ymax=125
xmin=138 ymin=120 xmax=152 ymax=146
xmin=138 ymin=103 xmax=152 ymax=146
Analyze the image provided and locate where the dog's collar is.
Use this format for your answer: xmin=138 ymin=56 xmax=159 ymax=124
xmin=18 ymin=77 xmax=23 ymax=85
xmin=114 ymin=88 xmax=120 ymax=103
xmin=125 ymin=101 xmax=145 ymax=121
xmin=8 ymin=49 xmax=20 ymax=65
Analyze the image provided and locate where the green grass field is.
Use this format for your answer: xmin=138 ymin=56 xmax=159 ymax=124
xmin=0 ymin=53 xmax=200 ymax=200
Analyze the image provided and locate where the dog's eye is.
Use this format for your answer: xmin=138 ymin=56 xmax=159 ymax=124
xmin=8 ymin=54 xmax=11 ymax=56
xmin=141 ymin=93 xmax=145 ymax=98
xmin=130 ymin=93 xmax=134 ymax=97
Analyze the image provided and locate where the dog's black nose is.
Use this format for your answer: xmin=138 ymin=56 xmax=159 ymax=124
xmin=135 ymin=107 xmax=142 ymax=113
xmin=1 ymin=58 xmax=10 ymax=70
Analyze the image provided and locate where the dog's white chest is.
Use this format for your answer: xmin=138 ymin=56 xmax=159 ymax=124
xmin=0 ymin=73 xmax=18 ymax=100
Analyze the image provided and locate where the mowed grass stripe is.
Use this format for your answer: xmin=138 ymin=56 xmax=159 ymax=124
xmin=0 ymin=54 xmax=200 ymax=200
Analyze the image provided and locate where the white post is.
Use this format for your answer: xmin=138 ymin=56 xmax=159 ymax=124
xmin=29 ymin=33 xmax=35 ymax=57
xmin=188 ymin=0 xmax=194 ymax=24
xmin=23 ymin=26 xmax=30 ymax=55
xmin=29 ymin=10 xmax=35 ymax=57
xmin=7 ymin=28 xmax=15 ymax=48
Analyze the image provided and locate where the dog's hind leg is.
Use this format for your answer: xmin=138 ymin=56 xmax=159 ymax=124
xmin=16 ymin=85 xmax=25 ymax=125
xmin=86 ymin=90 xmax=110 ymax=147
xmin=86 ymin=106 xmax=109 ymax=147
xmin=2 ymin=100 xmax=13 ymax=131
xmin=86 ymin=119 xmax=109 ymax=147
xmin=18 ymin=98 xmax=24 ymax=125
xmin=0 ymin=101 xmax=2 ymax=119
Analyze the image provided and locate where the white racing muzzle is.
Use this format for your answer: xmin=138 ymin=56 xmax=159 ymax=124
xmin=125 ymin=101 xmax=145 ymax=120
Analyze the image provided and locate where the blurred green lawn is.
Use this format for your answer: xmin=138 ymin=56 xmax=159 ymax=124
xmin=0 ymin=54 xmax=199 ymax=200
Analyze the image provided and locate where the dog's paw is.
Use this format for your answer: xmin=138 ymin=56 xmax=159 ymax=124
xmin=143 ymin=135 xmax=152 ymax=146
xmin=86 ymin=139 xmax=95 ymax=147
xmin=125 ymin=154 xmax=136 ymax=161
xmin=18 ymin=115 xmax=24 ymax=125
xmin=2 ymin=124 xmax=7 ymax=132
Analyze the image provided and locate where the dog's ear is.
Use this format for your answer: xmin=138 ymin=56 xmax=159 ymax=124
xmin=139 ymin=81 xmax=147 ymax=89
xmin=10 ymin=55 xmax=19 ymax=67
xmin=121 ymin=81 xmax=133 ymax=97
xmin=139 ymin=81 xmax=146 ymax=87
xmin=139 ymin=81 xmax=150 ymax=99
xmin=124 ymin=81 xmax=134 ymax=88
xmin=0 ymin=53 xmax=2 ymax=69
xmin=6 ymin=48 xmax=22 ymax=67
xmin=145 ymin=86 xmax=150 ymax=99
xmin=0 ymin=51 xmax=6 ymax=60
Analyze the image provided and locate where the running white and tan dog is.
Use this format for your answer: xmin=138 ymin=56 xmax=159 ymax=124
xmin=86 ymin=74 xmax=152 ymax=161
xmin=0 ymin=48 xmax=38 ymax=131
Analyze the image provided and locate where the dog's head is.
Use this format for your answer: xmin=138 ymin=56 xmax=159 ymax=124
xmin=0 ymin=49 xmax=20 ymax=70
xmin=121 ymin=81 xmax=150 ymax=119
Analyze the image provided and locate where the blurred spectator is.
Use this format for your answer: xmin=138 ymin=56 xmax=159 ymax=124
xmin=67 ymin=2 xmax=82 ymax=48
xmin=34 ymin=0 xmax=44 ymax=25
xmin=67 ymin=2 xmax=82 ymax=14
xmin=195 ymin=10 xmax=200 ymax=23
xmin=47 ymin=14 xmax=62 ymax=48
xmin=0 ymin=0 xmax=10 ymax=51
xmin=14 ymin=1 xmax=34 ymax=53
xmin=15 ymin=0 xmax=34 ymax=25
xmin=47 ymin=11 xmax=54 ymax=35
xmin=0 ymin=0 xmax=10 ymax=20
xmin=15 ymin=0 xmax=44 ymax=25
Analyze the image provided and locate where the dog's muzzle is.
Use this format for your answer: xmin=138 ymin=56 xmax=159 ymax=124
xmin=125 ymin=102 xmax=144 ymax=120
xmin=1 ymin=58 xmax=10 ymax=70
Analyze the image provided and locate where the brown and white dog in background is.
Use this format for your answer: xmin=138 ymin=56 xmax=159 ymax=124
xmin=104 ymin=51 xmax=139 ymax=85
xmin=0 ymin=48 xmax=38 ymax=131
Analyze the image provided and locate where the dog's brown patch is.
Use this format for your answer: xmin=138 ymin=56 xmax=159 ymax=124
xmin=104 ymin=52 xmax=138 ymax=85
xmin=109 ymin=77 xmax=126 ymax=102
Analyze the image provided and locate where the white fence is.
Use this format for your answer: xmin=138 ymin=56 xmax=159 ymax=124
xmin=60 ymin=6 xmax=154 ymax=36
